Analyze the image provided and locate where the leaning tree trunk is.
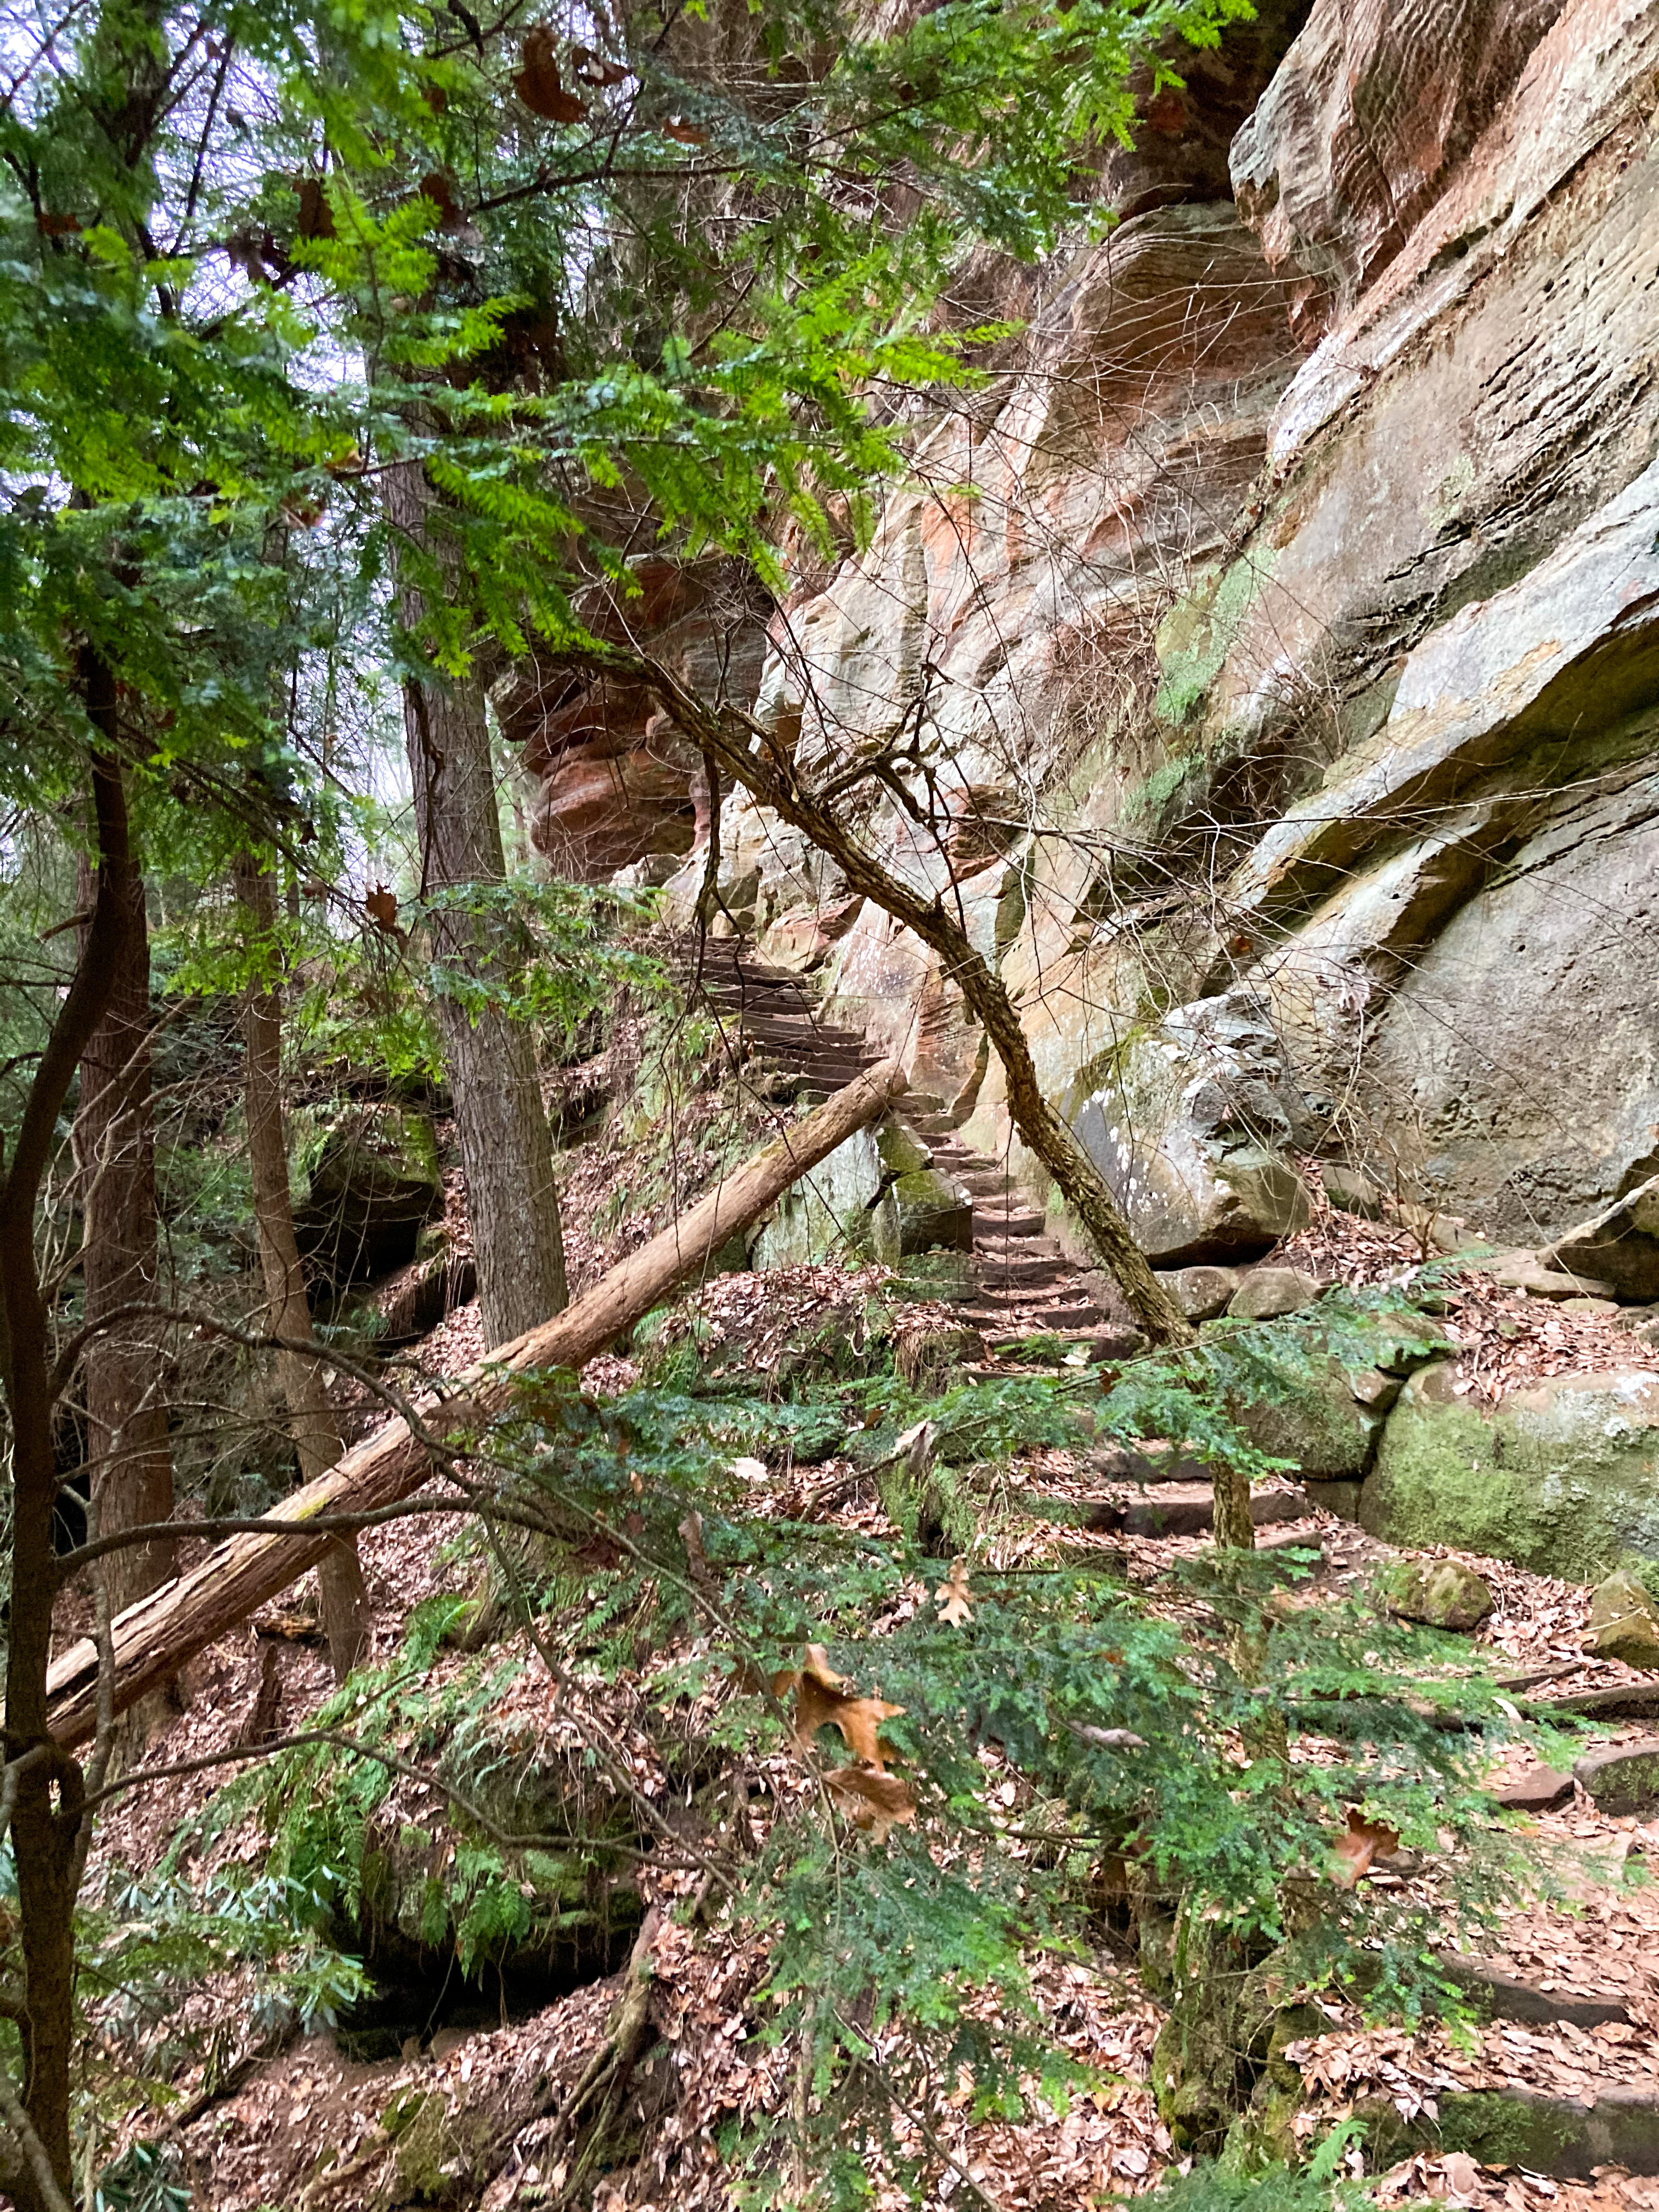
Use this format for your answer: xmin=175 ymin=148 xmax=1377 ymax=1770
xmin=383 ymin=458 xmax=567 ymax=1348
xmin=559 ymin=645 xmax=1249 ymax=1554
xmin=74 ymin=833 xmax=174 ymax=1620
xmin=234 ymin=852 xmax=370 ymax=1678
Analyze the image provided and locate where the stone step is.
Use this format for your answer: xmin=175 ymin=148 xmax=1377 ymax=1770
xmin=971 ymin=1212 xmax=1046 ymax=1239
xmin=956 ymin=1171 xmax=1016 ymax=1197
xmin=955 ymin=1290 xmax=1102 ymax=1322
xmin=970 ymin=1255 xmax=1073 ymax=1288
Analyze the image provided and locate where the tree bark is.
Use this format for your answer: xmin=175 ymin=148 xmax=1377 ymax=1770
xmin=73 ymin=842 xmax=174 ymax=1618
xmin=383 ymin=458 xmax=567 ymax=1349
xmin=1 ymin=726 xmax=141 ymax=2209
xmin=47 ymin=1056 xmax=907 ymax=1745
xmin=234 ymin=852 xmax=371 ymax=1679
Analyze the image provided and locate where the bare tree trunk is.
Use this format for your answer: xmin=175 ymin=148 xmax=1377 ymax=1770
xmin=74 ymin=816 xmax=174 ymax=1622
xmin=1 ymin=727 xmax=140 ymax=2209
xmin=234 ymin=852 xmax=370 ymax=1678
xmin=383 ymin=459 xmax=567 ymax=1348
xmin=47 ymin=1055 xmax=909 ymax=1743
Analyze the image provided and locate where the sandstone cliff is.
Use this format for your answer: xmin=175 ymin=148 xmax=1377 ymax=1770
xmin=524 ymin=0 xmax=1659 ymax=1293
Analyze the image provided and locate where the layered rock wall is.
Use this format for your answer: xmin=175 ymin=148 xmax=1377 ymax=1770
xmin=528 ymin=0 xmax=1659 ymax=1288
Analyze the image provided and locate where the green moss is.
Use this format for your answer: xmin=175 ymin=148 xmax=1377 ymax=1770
xmin=1153 ymin=554 xmax=1276 ymax=728
xmin=1362 ymin=1365 xmax=1659 ymax=1578
xmin=1434 ymin=2092 xmax=1578 ymax=2170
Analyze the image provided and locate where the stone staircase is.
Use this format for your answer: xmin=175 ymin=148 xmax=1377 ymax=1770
xmin=691 ymin=939 xmax=1137 ymax=1358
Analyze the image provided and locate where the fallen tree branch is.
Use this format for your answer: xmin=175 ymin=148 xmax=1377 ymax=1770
xmin=46 ymin=1058 xmax=908 ymax=1746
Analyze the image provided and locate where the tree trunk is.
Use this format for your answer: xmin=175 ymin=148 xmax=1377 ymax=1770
xmin=1 ymin=728 xmax=142 ymax=2209
xmin=47 ymin=1056 xmax=909 ymax=1744
xmin=74 ymin=844 xmax=174 ymax=1618
xmin=383 ymin=458 xmax=567 ymax=1349
xmin=234 ymin=853 xmax=370 ymax=1679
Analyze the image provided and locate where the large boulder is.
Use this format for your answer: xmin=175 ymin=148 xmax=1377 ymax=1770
xmin=1362 ymin=1366 xmax=1659 ymax=1579
xmin=1070 ymin=989 xmax=1318 ymax=1266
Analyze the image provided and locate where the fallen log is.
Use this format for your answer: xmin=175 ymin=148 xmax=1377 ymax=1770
xmin=47 ymin=1058 xmax=907 ymax=1747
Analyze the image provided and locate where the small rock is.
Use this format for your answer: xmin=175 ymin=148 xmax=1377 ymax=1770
xmin=1588 ymin=1568 xmax=1659 ymax=1669
xmin=1573 ymin=1738 xmax=1659 ymax=1815
xmin=1562 ymin=1295 xmax=1621 ymax=1317
xmin=1492 ymin=1767 xmax=1573 ymax=1812
xmin=1227 ymin=1267 xmax=1322 ymax=1321
xmin=1154 ymin=1264 xmax=1240 ymax=1322
xmin=1383 ymin=1558 xmax=1496 ymax=1630
xmin=1321 ymin=1163 xmax=1383 ymax=1219
xmin=1491 ymin=1252 xmax=1620 ymax=1301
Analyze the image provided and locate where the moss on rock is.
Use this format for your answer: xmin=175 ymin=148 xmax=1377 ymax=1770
xmin=1363 ymin=1364 xmax=1659 ymax=1578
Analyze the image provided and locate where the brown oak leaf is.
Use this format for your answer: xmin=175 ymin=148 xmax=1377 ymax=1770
xmin=792 ymin=1644 xmax=904 ymax=1770
xmin=571 ymin=45 xmax=629 ymax=86
xmin=296 ymin=177 xmax=336 ymax=241
xmin=825 ymin=1764 xmax=916 ymax=1843
xmin=365 ymin=883 xmax=400 ymax=932
xmin=935 ymin=1555 xmax=973 ymax=1627
xmin=1328 ymin=1805 xmax=1400 ymax=1889
xmin=515 ymin=27 xmax=588 ymax=121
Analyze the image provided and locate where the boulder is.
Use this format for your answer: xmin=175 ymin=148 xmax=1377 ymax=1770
xmin=1320 ymin=1163 xmax=1383 ymax=1219
xmin=870 ymin=1119 xmax=973 ymax=1265
xmin=1155 ymin=1265 xmax=1240 ymax=1321
xmin=1363 ymin=1366 xmax=1659 ymax=1581
xmin=1070 ymin=990 xmax=1318 ymax=1266
xmin=752 ymin=1114 xmax=972 ymax=1269
xmin=1492 ymin=1254 xmax=1620 ymax=1302
xmin=292 ymin=1103 xmax=444 ymax=1286
xmin=1381 ymin=1558 xmax=1495 ymax=1631
xmin=1573 ymin=1740 xmax=1659 ymax=1817
xmin=1227 ymin=1267 xmax=1321 ymax=1320
xmin=1588 ymin=1568 xmax=1659 ymax=1669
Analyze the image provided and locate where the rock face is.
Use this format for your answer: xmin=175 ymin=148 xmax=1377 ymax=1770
xmin=1361 ymin=1367 xmax=1659 ymax=1579
xmin=526 ymin=0 xmax=1659 ymax=1293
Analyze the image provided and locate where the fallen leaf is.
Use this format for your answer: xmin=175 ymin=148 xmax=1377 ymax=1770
xmin=1330 ymin=1805 xmax=1402 ymax=1889
xmin=793 ymin=1644 xmax=904 ymax=1769
xmin=825 ymin=1764 xmax=916 ymax=1842
xmin=365 ymin=883 xmax=400 ymax=932
xmin=935 ymin=1555 xmax=973 ymax=1628
xmin=1440 ymin=2150 xmax=1482 ymax=2204
xmin=515 ymin=27 xmax=588 ymax=121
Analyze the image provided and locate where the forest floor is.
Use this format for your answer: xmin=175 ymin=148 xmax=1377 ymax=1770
xmin=78 ymin=1132 xmax=1659 ymax=2211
